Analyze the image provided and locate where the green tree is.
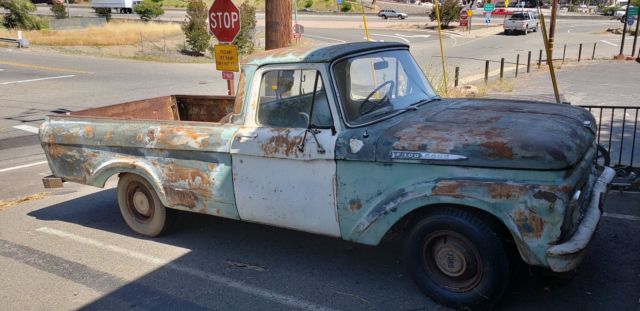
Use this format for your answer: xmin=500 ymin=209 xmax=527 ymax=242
xmin=51 ymin=2 xmax=67 ymax=19
xmin=181 ymin=0 xmax=210 ymax=54
xmin=134 ymin=0 xmax=164 ymax=22
xmin=233 ymin=1 xmax=257 ymax=55
xmin=0 ymin=0 xmax=48 ymax=29
xmin=429 ymin=0 xmax=463 ymax=28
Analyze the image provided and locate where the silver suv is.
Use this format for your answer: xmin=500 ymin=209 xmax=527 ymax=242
xmin=504 ymin=11 xmax=539 ymax=35
xmin=377 ymin=9 xmax=409 ymax=19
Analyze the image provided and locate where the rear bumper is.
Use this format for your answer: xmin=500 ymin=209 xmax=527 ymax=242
xmin=42 ymin=175 xmax=64 ymax=188
xmin=546 ymin=167 xmax=615 ymax=272
xmin=504 ymin=25 xmax=525 ymax=31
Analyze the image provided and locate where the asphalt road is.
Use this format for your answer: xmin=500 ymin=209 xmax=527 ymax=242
xmin=1 ymin=16 xmax=640 ymax=311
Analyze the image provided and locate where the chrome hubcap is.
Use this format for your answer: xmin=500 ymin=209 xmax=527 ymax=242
xmin=132 ymin=191 xmax=151 ymax=216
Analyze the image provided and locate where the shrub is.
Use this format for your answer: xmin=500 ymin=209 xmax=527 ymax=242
xmin=94 ymin=8 xmax=112 ymax=22
xmin=0 ymin=0 xmax=48 ymax=30
xmin=304 ymin=0 xmax=313 ymax=8
xmin=181 ymin=0 xmax=209 ymax=54
xmin=51 ymin=2 xmax=67 ymax=19
xmin=341 ymin=1 xmax=352 ymax=12
xmin=234 ymin=1 xmax=257 ymax=55
xmin=429 ymin=0 xmax=462 ymax=28
xmin=134 ymin=0 xmax=164 ymax=22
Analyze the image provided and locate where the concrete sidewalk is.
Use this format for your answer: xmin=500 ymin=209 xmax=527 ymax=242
xmin=486 ymin=60 xmax=640 ymax=106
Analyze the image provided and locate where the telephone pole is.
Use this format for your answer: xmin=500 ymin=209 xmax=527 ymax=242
xmin=266 ymin=0 xmax=292 ymax=50
xmin=548 ymin=0 xmax=558 ymax=63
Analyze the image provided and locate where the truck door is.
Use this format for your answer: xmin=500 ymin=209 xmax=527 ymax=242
xmin=230 ymin=65 xmax=341 ymax=237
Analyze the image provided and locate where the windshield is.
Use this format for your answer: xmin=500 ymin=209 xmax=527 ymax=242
xmin=510 ymin=13 xmax=528 ymax=20
xmin=333 ymin=50 xmax=437 ymax=126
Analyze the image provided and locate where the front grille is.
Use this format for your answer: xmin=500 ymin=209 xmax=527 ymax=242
xmin=559 ymin=167 xmax=596 ymax=242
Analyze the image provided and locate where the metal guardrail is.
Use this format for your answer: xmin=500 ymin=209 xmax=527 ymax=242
xmin=580 ymin=105 xmax=639 ymax=191
xmin=0 ymin=37 xmax=29 ymax=48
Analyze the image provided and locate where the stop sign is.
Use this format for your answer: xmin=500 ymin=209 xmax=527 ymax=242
xmin=209 ymin=0 xmax=241 ymax=43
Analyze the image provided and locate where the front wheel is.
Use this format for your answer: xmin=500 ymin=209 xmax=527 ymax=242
xmin=404 ymin=208 xmax=509 ymax=309
xmin=117 ymin=174 xmax=175 ymax=237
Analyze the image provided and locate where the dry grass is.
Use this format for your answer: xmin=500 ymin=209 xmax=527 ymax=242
xmin=0 ymin=22 xmax=181 ymax=46
xmin=0 ymin=193 xmax=47 ymax=210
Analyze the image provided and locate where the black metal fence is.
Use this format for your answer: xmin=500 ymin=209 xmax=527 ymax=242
xmin=580 ymin=105 xmax=639 ymax=169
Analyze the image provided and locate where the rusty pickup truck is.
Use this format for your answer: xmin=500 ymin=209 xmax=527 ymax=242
xmin=39 ymin=42 xmax=615 ymax=309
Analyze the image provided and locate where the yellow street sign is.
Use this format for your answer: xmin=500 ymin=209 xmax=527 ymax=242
xmin=214 ymin=44 xmax=239 ymax=72
xmin=468 ymin=9 xmax=473 ymax=16
xmin=505 ymin=0 xmax=509 ymax=7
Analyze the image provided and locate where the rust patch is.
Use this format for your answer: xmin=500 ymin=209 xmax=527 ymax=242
xmin=164 ymin=166 xmax=212 ymax=187
xmin=162 ymin=165 xmax=213 ymax=209
xmin=533 ymin=191 xmax=558 ymax=204
xmin=488 ymin=183 xmax=525 ymax=200
xmin=83 ymin=126 xmax=94 ymax=139
xmin=349 ymin=199 xmax=363 ymax=212
xmin=147 ymin=129 xmax=156 ymax=142
xmin=163 ymin=186 xmax=197 ymax=209
xmin=512 ymin=209 xmax=545 ymax=239
xmin=103 ymin=131 xmax=113 ymax=143
xmin=432 ymin=181 xmax=464 ymax=199
xmin=47 ymin=144 xmax=68 ymax=160
xmin=260 ymin=129 xmax=300 ymax=157
xmin=481 ymin=141 xmax=514 ymax=159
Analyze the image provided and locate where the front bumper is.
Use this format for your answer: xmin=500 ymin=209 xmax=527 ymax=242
xmin=546 ymin=167 xmax=615 ymax=272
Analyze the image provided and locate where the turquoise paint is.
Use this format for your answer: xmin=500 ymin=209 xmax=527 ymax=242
xmin=335 ymin=159 xmax=593 ymax=266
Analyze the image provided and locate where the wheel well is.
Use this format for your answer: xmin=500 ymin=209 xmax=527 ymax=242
xmin=388 ymin=204 xmax=514 ymax=245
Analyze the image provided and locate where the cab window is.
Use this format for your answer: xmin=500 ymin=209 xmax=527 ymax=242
xmin=257 ymin=69 xmax=333 ymax=128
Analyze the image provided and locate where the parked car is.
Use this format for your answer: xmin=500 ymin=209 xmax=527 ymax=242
xmin=504 ymin=11 xmax=539 ymax=35
xmin=40 ymin=42 xmax=614 ymax=310
xmin=377 ymin=9 xmax=409 ymax=19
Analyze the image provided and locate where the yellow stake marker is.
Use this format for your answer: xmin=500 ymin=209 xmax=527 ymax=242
xmin=538 ymin=7 xmax=561 ymax=104
xmin=433 ymin=0 xmax=448 ymax=97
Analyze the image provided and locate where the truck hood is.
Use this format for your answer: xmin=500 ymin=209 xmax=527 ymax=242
xmin=374 ymin=99 xmax=596 ymax=170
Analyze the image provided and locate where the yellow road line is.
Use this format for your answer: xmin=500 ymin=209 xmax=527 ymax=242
xmin=0 ymin=60 xmax=93 ymax=74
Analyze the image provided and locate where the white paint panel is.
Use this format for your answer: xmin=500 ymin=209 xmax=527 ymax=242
xmin=232 ymin=155 xmax=340 ymax=237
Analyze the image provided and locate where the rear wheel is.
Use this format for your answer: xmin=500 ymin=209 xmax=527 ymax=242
xmin=404 ymin=208 xmax=509 ymax=309
xmin=117 ymin=174 xmax=175 ymax=237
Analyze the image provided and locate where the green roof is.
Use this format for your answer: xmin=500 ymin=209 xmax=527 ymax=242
xmin=242 ymin=42 xmax=409 ymax=66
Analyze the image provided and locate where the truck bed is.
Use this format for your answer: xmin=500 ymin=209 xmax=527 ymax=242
xmin=70 ymin=95 xmax=239 ymax=123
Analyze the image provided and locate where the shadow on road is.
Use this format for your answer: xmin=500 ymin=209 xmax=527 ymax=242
xmin=27 ymin=189 xmax=640 ymax=310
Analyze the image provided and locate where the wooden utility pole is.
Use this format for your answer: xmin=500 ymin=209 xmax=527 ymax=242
xmin=266 ymin=0 xmax=292 ymax=50
xmin=548 ymin=0 xmax=558 ymax=63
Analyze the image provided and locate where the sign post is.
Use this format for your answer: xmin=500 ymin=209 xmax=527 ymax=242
xmin=483 ymin=3 xmax=494 ymax=28
xmin=460 ymin=9 xmax=469 ymax=30
xmin=209 ymin=0 xmax=241 ymax=96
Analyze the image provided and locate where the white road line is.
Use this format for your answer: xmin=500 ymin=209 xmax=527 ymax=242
xmin=600 ymin=40 xmax=618 ymax=47
xmin=12 ymin=124 xmax=39 ymax=134
xmin=394 ymin=33 xmax=431 ymax=38
xmin=0 ymin=75 xmax=75 ymax=86
xmin=603 ymin=212 xmax=640 ymax=221
xmin=303 ymin=34 xmax=346 ymax=43
xmin=0 ymin=161 xmax=48 ymax=173
xmin=370 ymin=33 xmax=410 ymax=43
xmin=36 ymin=227 xmax=337 ymax=311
